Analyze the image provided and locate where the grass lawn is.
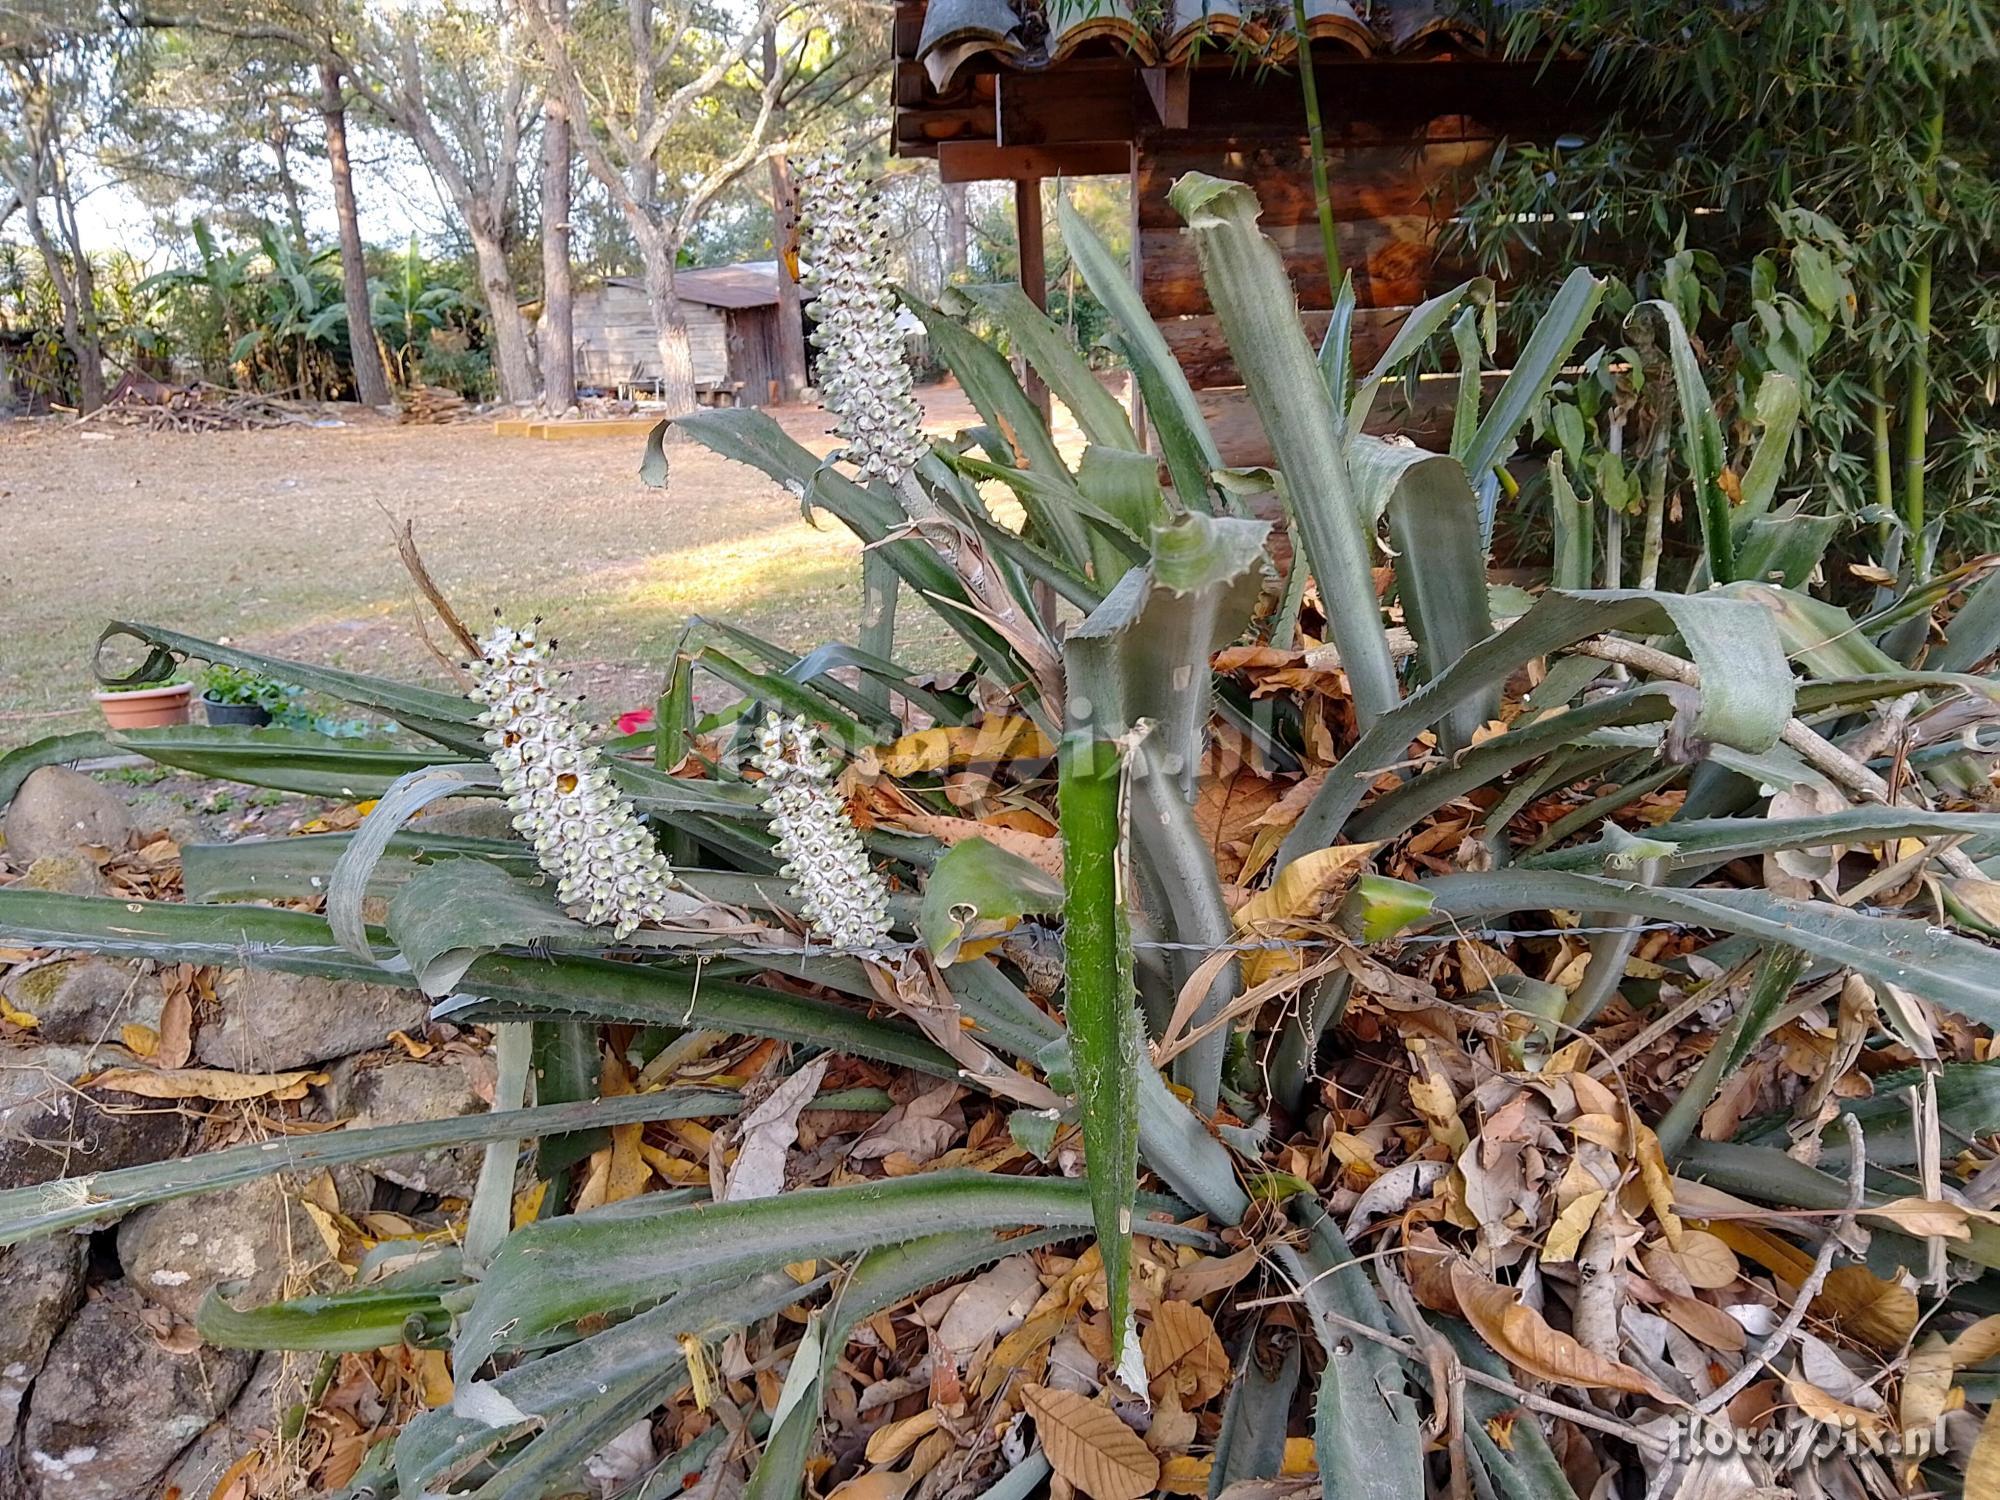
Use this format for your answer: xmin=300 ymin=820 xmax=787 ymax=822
xmin=0 ymin=387 xmax=1041 ymax=750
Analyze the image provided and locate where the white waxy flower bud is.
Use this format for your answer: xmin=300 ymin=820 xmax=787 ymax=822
xmin=794 ymin=152 xmax=927 ymax=486
xmin=469 ymin=620 xmax=678 ymax=939
xmin=750 ymin=714 xmax=893 ymax=951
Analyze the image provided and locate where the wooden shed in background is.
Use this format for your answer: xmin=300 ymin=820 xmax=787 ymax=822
xmin=558 ymin=261 xmax=800 ymax=406
xmin=893 ymin=0 xmax=1592 ymax=458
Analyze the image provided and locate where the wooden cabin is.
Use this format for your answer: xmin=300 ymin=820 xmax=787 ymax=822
xmin=559 ymin=261 xmax=799 ymax=406
xmin=893 ymin=0 xmax=1594 ymax=457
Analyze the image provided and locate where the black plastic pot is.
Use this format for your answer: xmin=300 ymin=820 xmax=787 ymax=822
xmin=202 ymin=695 xmax=272 ymax=728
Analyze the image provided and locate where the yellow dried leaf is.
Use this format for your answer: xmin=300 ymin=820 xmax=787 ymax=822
xmin=1812 ymin=1265 xmax=1919 ymax=1352
xmin=1901 ymin=1333 xmax=1954 ymax=1486
xmin=1784 ymin=1375 xmax=1883 ymax=1435
xmin=1157 ymin=1456 xmax=1209 ymax=1495
xmin=1966 ymin=1393 xmax=2000 ymax=1500
xmin=1700 ymin=1220 xmax=1817 ymax=1288
xmin=981 ymin=1310 xmax=1068 ymax=1399
xmin=1231 ymin=841 xmax=1384 ymax=986
xmin=1632 ymin=1124 xmax=1683 ymax=1249
xmin=1281 ymin=1437 xmax=1314 ymax=1474
xmin=1868 ymin=1196 xmax=1972 ymax=1241
xmin=90 ymin=1066 xmax=327 ymax=1101
xmin=388 ymin=1029 xmax=434 ymax=1059
xmin=1950 ymin=1316 xmax=2000 ymax=1368
xmin=412 ymin=1347 xmax=454 ymax=1408
xmin=1140 ymin=1301 xmax=1228 ymax=1405
xmin=1668 ymin=1230 xmax=1741 ymax=1290
xmin=1542 ymin=1190 xmax=1606 ymax=1265
xmin=884 ymin=812 xmax=1062 ymax=879
xmin=827 ymin=1471 xmax=918 ymax=1500
xmin=865 ymin=1409 xmax=942 ymax=1464
xmin=874 ymin=720 xmax=1054 ymax=777
xmin=1021 ymin=1385 xmax=1160 ymax=1500
xmin=0 ymin=994 xmax=40 ymax=1030
xmin=1448 ymin=1261 xmax=1673 ymax=1401
xmin=605 ymin=1122 xmax=651 ymax=1204
xmin=121 ymin=1024 xmax=160 ymax=1058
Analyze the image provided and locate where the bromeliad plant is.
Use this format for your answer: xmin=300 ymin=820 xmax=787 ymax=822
xmin=4 ymin=157 xmax=2000 ymax=1499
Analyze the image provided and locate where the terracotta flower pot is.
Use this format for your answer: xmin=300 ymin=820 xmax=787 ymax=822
xmin=95 ymin=683 xmax=194 ymax=730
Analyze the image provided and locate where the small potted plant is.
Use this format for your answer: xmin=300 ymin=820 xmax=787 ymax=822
xmin=199 ymin=664 xmax=297 ymax=727
xmin=94 ymin=676 xmax=194 ymax=730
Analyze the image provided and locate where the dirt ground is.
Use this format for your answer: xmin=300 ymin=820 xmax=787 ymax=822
xmin=0 ymin=383 xmax=1055 ymax=749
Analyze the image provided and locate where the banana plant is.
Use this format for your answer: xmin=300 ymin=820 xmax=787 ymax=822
xmin=2 ymin=166 xmax=1998 ymax=1500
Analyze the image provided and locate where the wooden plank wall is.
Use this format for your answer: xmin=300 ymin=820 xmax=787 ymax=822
xmin=568 ymin=283 xmax=730 ymax=391
xmin=1136 ymin=62 xmax=1576 ymax=463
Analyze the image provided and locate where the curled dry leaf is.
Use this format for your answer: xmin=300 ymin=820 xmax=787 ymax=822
xmin=1811 ymin=1264 xmax=1919 ymax=1353
xmin=1021 ymin=1385 xmax=1160 ymax=1500
xmin=1868 ymin=1196 xmax=1975 ymax=1241
xmin=1448 ymin=1260 xmax=1676 ymax=1403
xmin=90 ymin=1065 xmax=327 ymax=1101
xmin=869 ymin=719 xmax=1055 ymax=778
xmin=1667 ymin=1230 xmax=1741 ymax=1290
xmin=1140 ymin=1301 xmax=1229 ymax=1405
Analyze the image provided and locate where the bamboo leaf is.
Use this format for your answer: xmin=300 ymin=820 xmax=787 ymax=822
xmin=1365 ymin=438 xmax=1499 ymax=752
xmin=1461 ymin=267 xmax=1605 ymax=482
xmin=1421 ymin=869 xmax=2000 ymax=1025
xmin=112 ymin=725 xmax=472 ymax=800
xmin=1167 ymin=172 xmax=1400 ymax=728
xmin=1060 ymin=197 xmax=1223 ymax=514
xmin=198 ymin=1283 xmax=451 ymax=1353
xmin=0 ymin=890 xmax=957 ymax=1077
xmin=0 ymin=1086 xmax=743 ymax=1245
xmin=454 ymin=1172 xmax=1203 ymax=1365
xmin=1059 ymin=732 xmax=1143 ymax=1369
xmin=1278 ymin=589 xmax=1794 ymax=862
xmin=948 ymin=283 xmax=1138 ymax=449
xmin=1636 ymin=298 xmax=1735 ymax=581
xmin=96 ymin=620 xmax=480 ymax=748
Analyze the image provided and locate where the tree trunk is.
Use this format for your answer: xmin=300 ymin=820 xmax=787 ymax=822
xmin=767 ymin=153 xmax=807 ymax=404
xmin=18 ymin=203 xmax=102 ymax=412
xmin=539 ymin=86 xmax=575 ymax=411
xmin=269 ymin=113 xmax=309 ymax=251
xmin=468 ymin=216 xmax=539 ymax=405
xmin=319 ymin=56 xmax=393 ymax=407
xmin=639 ymin=232 xmax=698 ymax=415
xmin=761 ymin=23 xmax=807 ymax=404
xmin=943 ymin=180 xmax=970 ymax=282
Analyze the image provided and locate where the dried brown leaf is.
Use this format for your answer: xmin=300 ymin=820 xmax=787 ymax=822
xmin=1021 ymin=1385 xmax=1160 ymax=1500
xmin=1448 ymin=1261 xmax=1674 ymax=1402
xmin=91 ymin=1065 xmax=326 ymax=1101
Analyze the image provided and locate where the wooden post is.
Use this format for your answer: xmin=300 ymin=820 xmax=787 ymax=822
xmin=1015 ymin=176 xmax=1050 ymax=417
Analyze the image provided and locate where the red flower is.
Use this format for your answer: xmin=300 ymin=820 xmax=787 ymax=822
xmin=616 ymin=708 xmax=656 ymax=736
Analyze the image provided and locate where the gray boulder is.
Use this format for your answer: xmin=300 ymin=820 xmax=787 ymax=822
xmin=116 ymin=1166 xmax=375 ymax=1324
xmin=324 ymin=1051 xmax=494 ymax=1197
xmin=0 ymin=960 xmax=160 ymax=1047
xmin=118 ymin=1178 xmax=300 ymax=1325
xmin=17 ymin=1290 xmax=253 ymax=1500
xmin=0 ymin=1042 xmax=193 ymax=1190
xmin=194 ymin=968 xmax=431 ymax=1073
xmin=0 ymin=1235 xmax=86 ymax=1447
xmin=157 ymin=1353 xmax=315 ymax=1500
xmin=2 ymin=770 xmax=131 ymax=868
xmin=15 ymin=858 xmax=102 ymax=899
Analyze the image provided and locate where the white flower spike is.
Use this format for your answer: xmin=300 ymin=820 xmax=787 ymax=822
xmin=752 ymin=713 xmax=893 ymax=951
xmin=794 ymin=152 xmax=927 ymax=486
xmin=469 ymin=620 xmax=678 ymax=938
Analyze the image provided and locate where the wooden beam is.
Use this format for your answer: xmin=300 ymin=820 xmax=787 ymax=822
xmin=937 ymin=140 xmax=1132 ymax=182
xmin=996 ymin=68 xmax=1136 ymax=146
xmin=1016 ymin=176 xmax=1050 ymax=415
xmin=1139 ymin=66 xmax=1190 ymax=128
